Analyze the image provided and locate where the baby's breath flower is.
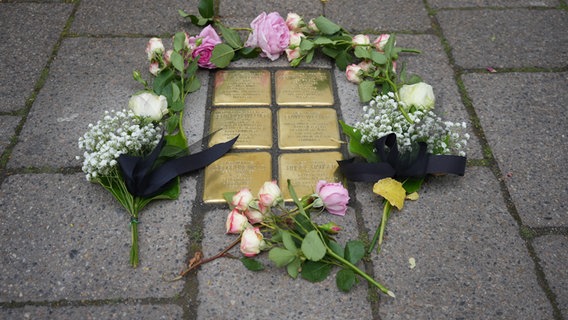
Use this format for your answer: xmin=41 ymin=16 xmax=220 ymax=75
xmin=354 ymin=94 xmax=469 ymax=156
xmin=77 ymin=109 xmax=161 ymax=181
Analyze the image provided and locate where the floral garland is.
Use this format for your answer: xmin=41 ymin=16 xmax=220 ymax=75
xmin=78 ymin=0 xmax=469 ymax=296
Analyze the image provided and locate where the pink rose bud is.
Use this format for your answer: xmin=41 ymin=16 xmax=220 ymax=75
xmin=244 ymin=206 xmax=265 ymax=224
xmin=148 ymin=61 xmax=161 ymax=76
xmin=285 ymin=47 xmax=302 ymax=61
xmin=226 ymin=208 xmax=250 ymax=234
xmin=315 ymin=180 xmax=350 ymax=216
xmin=373 ymin=34 xmax=392 ymax=52
xmin=352 ymin=34 xmax=370 ymax=47
xmin=163 ymin=49 xmax=173 ymax=65
xmin=231 ymin=188 xmax=254 ymax=211
xmin=240 ymin=227 xmax=265 ymax=257
xmin=307 ymin=19 xmax=319 ymax=33
xmin=245 ymin=12 xmax=290 ymax=61
xmin=345 ymin=64 xmax=363 ymax=84
xmin=146 ymin=37 xmax=165 ymax=61
xmin=358 ymin=60 xmax=373 ymax=72
xmin=285 ymin=12 xmax=303 ymax=31
xmin=318 ymin=222 xmax=342 ymax=234
xmin=258 ymin=180 xmax=282 ymax=207
xmin=288 ymin=31 xmax=305 ymax=47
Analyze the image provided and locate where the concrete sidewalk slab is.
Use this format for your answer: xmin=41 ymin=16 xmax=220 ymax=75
xmin=463 ymin=72 xmax=568 ymax=227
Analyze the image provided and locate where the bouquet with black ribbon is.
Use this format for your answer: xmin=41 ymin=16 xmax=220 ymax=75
xmin=77 ymin=32 xmax=237 ymax=267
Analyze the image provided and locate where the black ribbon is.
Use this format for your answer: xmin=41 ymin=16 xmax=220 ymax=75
xmin=117 ymin=135 xmax=238 ymax=198
xmin=338 ymin=133 xmax=466 ymax=182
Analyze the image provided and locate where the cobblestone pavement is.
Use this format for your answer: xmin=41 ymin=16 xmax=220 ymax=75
xmin=0 ymin=0 xmax=566 ymax=319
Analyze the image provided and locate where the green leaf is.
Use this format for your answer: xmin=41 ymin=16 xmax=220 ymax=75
xmin=301 ymin=230 xmax=326 ymax=262
xmin=301 ymin=261 xmax=332 ymax=282
xmin=339 ymin=120 xmax=378 ymax=162
xmin=371 ymin=51 xmax=387 ymax=64
xmin=358 ymin=80 xmax=375 ymax=103
xmin=210 ymin=43 xmax=234 ymax=68
xmin=335 ymin=51 xmax=352 ymax=71
xmin=241 ymin=257 xmax=265 ymax=271
xmin=345 ymin=240 xmax=365 ymax=264
xmin=216 ymin=23 xmax=243 ymax=49
xmin=173 ymin=32 xmax=186 ymax=52
xmin=171 ymin=82 xmax=181 ymax=102
xmin=354 ymin=46 xmax=371 ymax=59
xmin=223 ymin=191 xmax=236 ymax=205
xmin=305 ymin=50 xmax=314 ymax=64
xmin=321 ymin=46 xmax=340 ymax=59
xmin=170 ymin=51 xmax=185 ymax=73
xmin=286 ymin=257 xmax=302 ymax=279
xmin=313 ymin=37 xmax=335 ymax=45
xmin=238 ymin=46 xmax=259 ymax=58
xmin=268 ymin=247 xmax=296 ymax=267
xmin=336 ymin=269 xmax=357 ymax=292
xmin=313 ymin=16 xmax=341 ymax=35
xmin=328 ymin=240 xmax=344 ymax=258
xmin=198 ymin=0 xmax=215 ymax=19
xmin=185 ymin=76 xmax=201 ymax=93
xmin=178 ymin=9 xmax=190 ymax=18
xmin=403 ymin=178 xmax=424 ymax=194
xmin=299 ymin=39 xmax=314 ymax=51
xmin=152 ymin=69 xmax=175 ymax=94
xmin=166 ymin=114 xmax=179 ymax=133
xmin=281 ymin=230 xmax=297 ymax=252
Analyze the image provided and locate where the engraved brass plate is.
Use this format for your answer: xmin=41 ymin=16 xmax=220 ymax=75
xmin=203 ymin=152 xmax=272 ymax=203
xmin=209 ymin=108 xmax=272 ymax=149
xmin=275 ymin=70 xmax=334 ymax=106
xmin=213 ymin=70 xmax=271 ymax=106
xmin=278 ymin=108 xmax=341 ymax=150
xmin=278 ymin=152 xmax=343 ymax=200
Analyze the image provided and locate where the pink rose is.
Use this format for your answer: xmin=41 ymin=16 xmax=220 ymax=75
xmin=358 ymin=60 xmax=373 ymax=72
xmin=245 ymin=12 xmax=290 ymax=61
xmin=148 ymin=61 xmax=161 ymax=76
xmin=258 ymin=180 xmax=282 ymax=207
xmin=288 ymin=31 xmax=305 ymax=47
xmin=231 ymin=188 xmax=254 ymax=211
xmin=189 ymin=25 xmax=222 ymax=69
xmin=226 ymin=208 xmax=250 ymax=234
xmin=345 ymin=64 xmax=363 ymax=84
xmin=244 ymin=200 xmax=267 ymax=224
xmin=307 ymin=19 xmax=319 ymax=33
xmin=286 ymin=12 xmax=303 ymax=31
xmin=240 ymin=227 xmax=265 ymax=257
xmin=315 ymin=180 xmax=350 ymax=216
xmin=373 ymin=34 xmax=392 ymax=52
xmin=352 ymin=34 xmax=370 ymax=47
xmin=285 ymin=47 xmax=301 ymax=61
xmin=146 ymin=37 xmax=164 ymax=61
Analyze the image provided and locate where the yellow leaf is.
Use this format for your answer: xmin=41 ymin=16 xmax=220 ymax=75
xmin=373 ymin=178 xmax=405 ymax=210
xmin=406 ymin=192 xmax=419 ymax=201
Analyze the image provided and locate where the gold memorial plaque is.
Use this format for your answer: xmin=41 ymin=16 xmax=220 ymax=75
xmin=278 ymin=152 xmax=343 ymax=200
xmin=278 ymin=108 xmax=341 ymax=150
xmin=213 ymin=70 xmax=271 ymax=106
xmin=275 ymin=70 xmax=334 ymax=106
xmin=203 ymin=152 xmax=272 ymax=203
xmin=209 ymin=108 xmax=272 ymax=149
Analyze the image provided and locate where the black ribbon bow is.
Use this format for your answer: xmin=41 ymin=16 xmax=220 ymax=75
xmin=337 ymin=133 xmax=466 ymax=182
xmin=117 ymin=135 xmax=238 ymax=198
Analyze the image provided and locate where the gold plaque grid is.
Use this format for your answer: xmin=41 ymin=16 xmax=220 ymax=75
xmin=204 ymin=69 xmax=343 ymax=202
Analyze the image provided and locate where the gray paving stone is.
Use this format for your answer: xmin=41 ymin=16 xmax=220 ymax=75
xmin=0 ymin=116 xmax=20 ymax=156
xmin=0 ymin=173 xmax=195 ymax=302
xmin=335 ymin=34 xmax=483 ymax=159
xmin=437 ymin=9 xmax=568 ymax=69
xmin=533 ymin=235 xmax=568 ymax=317
xmin=463 ymin=72 xmax=568 ymax=227
xmin=0 ymin=304 xmax=183 ymax=320
xmin=9 ymin=37 xmax=154 ymax=169
xmin=356 ymin=167 xmax=553 ymax=319
xmin=0 ymin=3 xmax=72 ymax=112
xmin=325 ymin=0 xmax=431 ymax=32
xmin=429 ymin=0 xmax=560 ymax=8
xmin=197 ymin=204 xmax=373 ymax=319
xmin=71 ymin=0 xmax=199 ymax=35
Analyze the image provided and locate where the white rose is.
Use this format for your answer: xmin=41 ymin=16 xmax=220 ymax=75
xmin=128 ymin=92 xmax=168 ymax=121
xmin=398 ymin=82 xmax=435 ymax=111
xmin=146 ymin=37 xmax=164 ymax=61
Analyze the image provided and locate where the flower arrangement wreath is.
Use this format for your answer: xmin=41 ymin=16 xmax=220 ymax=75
xmin=77 ymin=0 xmax=469 ymax=297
